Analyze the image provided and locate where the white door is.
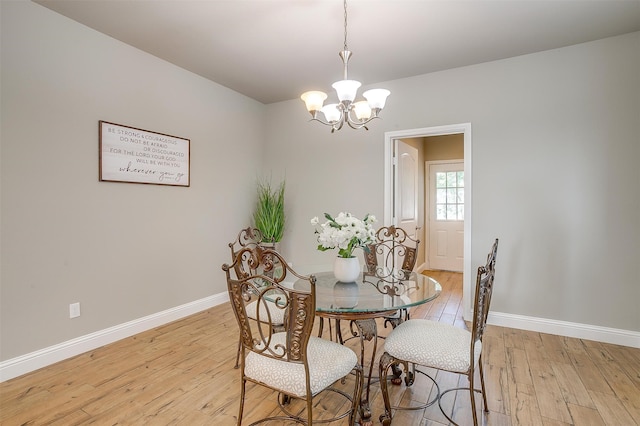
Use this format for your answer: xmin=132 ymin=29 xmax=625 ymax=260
xmin=428 ymin=161 xmax=464 ymax=272
xmin=394 ymin=140 xmax=419 ymax=241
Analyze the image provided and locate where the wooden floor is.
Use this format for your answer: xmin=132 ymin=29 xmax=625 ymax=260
xmin=1 ymin=271 xmax=639 ymax=425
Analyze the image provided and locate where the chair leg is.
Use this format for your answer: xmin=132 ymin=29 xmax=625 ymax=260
xmin=378 ymin=352 xmax=395 ymax=426
xmin=234 ymin=337 xmax=241 ymax=369
xmin=237 ymin=377 xmax=246 ymax=425
xmin=306 ymin=390 xmax=314 ymax=425
xmin=350 ymin=364 xmax=364 ymax=426
xmin=478 ymin=355 xmax=489 ymax=412
xmin=336 ymin=319 xmax=344 ymax=344
xmin=469 ymin=371 xmax=478 ymax=426
xmin=318 ymin=317 xmax=342 ymax=343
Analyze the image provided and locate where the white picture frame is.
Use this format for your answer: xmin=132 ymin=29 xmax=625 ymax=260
xmin=99 ymin=121 xmax=190 ymax=187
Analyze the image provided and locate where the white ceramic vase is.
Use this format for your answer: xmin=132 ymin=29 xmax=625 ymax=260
xmin=333 ymin=256 xmax=361 ymax=283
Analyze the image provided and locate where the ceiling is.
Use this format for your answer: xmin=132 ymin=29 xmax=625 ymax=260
xmin=34 ymin=0 xmax=640 ymax=105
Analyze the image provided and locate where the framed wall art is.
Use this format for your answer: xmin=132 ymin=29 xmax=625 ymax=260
xmin=99 ymin=121 xmax=190 ymax=187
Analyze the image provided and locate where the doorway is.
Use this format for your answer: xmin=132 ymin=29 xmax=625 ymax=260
xmin=427 ymin=160 xmax=464 ymax=272
xmin=383 ymin=123 xmax=474 ymax=320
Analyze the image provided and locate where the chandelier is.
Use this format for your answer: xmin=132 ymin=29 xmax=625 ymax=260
xmin=300 ymin=0 xmax=390 ymax=132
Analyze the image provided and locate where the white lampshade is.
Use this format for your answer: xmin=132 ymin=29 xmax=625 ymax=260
xmin=301 ymin=91 xmax=327 ymax=112
xmin=332 ymin=80 xmax=361 ymax=102
xmin=363 ymin=89 xmax=390 ymax=109
xmin=353 ymin=101 xmax=372 ymax=120
xmin=321 ymin=104 xmax=341 ymax=123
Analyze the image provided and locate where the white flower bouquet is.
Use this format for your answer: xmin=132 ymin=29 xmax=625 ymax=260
xmin=311 ymin=212 xmax=377 ymax=258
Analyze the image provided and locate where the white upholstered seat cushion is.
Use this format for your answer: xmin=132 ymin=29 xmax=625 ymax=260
xmin=245 ymin=300 xmax=285 ymax=325
xmin=244 ymin=333 xmax=357 ymax=398
xmin=384 ymin=319 xmax=481 ymax=374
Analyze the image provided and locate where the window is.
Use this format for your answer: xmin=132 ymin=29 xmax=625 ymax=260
xmin=436 ymin=171 xmax=464 ymax=220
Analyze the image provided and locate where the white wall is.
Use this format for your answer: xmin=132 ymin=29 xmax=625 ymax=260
xmin=1 ymin=1 xmax=265 ymax=361
xmin=265 ymin=32 xmax=640 ymax=334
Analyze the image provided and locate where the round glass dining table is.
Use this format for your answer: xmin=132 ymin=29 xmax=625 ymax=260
xmin=294 ymin=270 xmax=441 ymax=316
xmin=294 ymin=270 xmax=442 ymax=423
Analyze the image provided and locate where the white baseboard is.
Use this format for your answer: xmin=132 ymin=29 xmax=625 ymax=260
xmin=416 ymin=265 xmax=638 ymax=348
xmin=3 ymin=293 xmax=637 ymax=383
xmin=488 ymin=311 xmax=640 ymax=348
xmin=0 ymin=292 xmax=229 ymax=382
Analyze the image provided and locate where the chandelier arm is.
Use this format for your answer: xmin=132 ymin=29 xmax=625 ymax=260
xmin=307 ymin=116 xmax=334 ymax=127
xmin=346 ymin=117 xmax=373 ymax=130
xmin=345 ymin=108 xmax=380 ymax=129
xmin=307 ymin=114 xmax=347 ymax=133
xmin=333 ymin=114 xmax=346 ymax=132
xmin=346 ymin=120 xmax=367 ymax=130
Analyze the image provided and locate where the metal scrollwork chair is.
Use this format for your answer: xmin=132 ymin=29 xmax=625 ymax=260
xmin=364 ymin=225 xmax=420 ymax=328
xmin=364 ymin=226 xmax=419 ymax=277
xmin=379 ymin=238 xmax=498 ymax=426
xmin=222 ymin=245 xmax=364 ymax=425
xmin=320 ymin=225 xmax=420 ymax=345
xmin=229 ymin=227 xmax=285 ymax=368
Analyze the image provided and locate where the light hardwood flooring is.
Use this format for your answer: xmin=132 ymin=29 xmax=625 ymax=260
xmin=1 ymin=271 xmax=639 ymax=425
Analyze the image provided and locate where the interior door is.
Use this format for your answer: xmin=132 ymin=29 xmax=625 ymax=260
xmin=428 ymin=161 xmax=464 ymax=272
xmin=394 ymin=140 xmax=419 ymax=240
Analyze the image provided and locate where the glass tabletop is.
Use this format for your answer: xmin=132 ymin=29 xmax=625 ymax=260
xmin=294 ymin=270 xmax=442 ymax=314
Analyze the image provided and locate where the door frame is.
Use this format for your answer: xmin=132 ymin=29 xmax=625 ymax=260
xmin=384 ymin=123 xmax=473 ymax=320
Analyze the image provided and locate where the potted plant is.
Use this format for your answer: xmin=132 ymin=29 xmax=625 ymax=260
xmin=253 ymin=179 xmax=285 ymax=246
xmin=311 ymin=212 xmax=377 ymax=282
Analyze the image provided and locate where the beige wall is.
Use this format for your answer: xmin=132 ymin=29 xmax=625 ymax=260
xmin=1 ymin=1 xmax=638 ymax=368
xmin=1 ymin=1 xmax=265 ymax=360
xmin=264 ymin=32 xmax=640 ymax=333
xmin=424 ymin=134 xmax=464 ymax=161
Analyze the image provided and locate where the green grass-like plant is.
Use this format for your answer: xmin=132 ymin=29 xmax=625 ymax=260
xmin=253 ymin=179 xmax=285 ymax=243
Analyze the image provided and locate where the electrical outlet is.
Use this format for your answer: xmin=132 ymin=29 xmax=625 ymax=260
xmin=69 ymin=302 xmax=81 ymax=319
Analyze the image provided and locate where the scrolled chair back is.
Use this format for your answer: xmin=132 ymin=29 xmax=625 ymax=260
xmin=222 ymin=245 xmax=316 ymax=364
xmin=364 ymin=225 xmax=419 ymax=280
xmin=471 ymin=238 xmax=499 ymax=346
xmin=228 ymin=227 xmax=263 ymax=279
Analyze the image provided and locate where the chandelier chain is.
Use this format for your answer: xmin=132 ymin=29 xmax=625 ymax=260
xmin=343 ymin=0 xmax=348 ymax=51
